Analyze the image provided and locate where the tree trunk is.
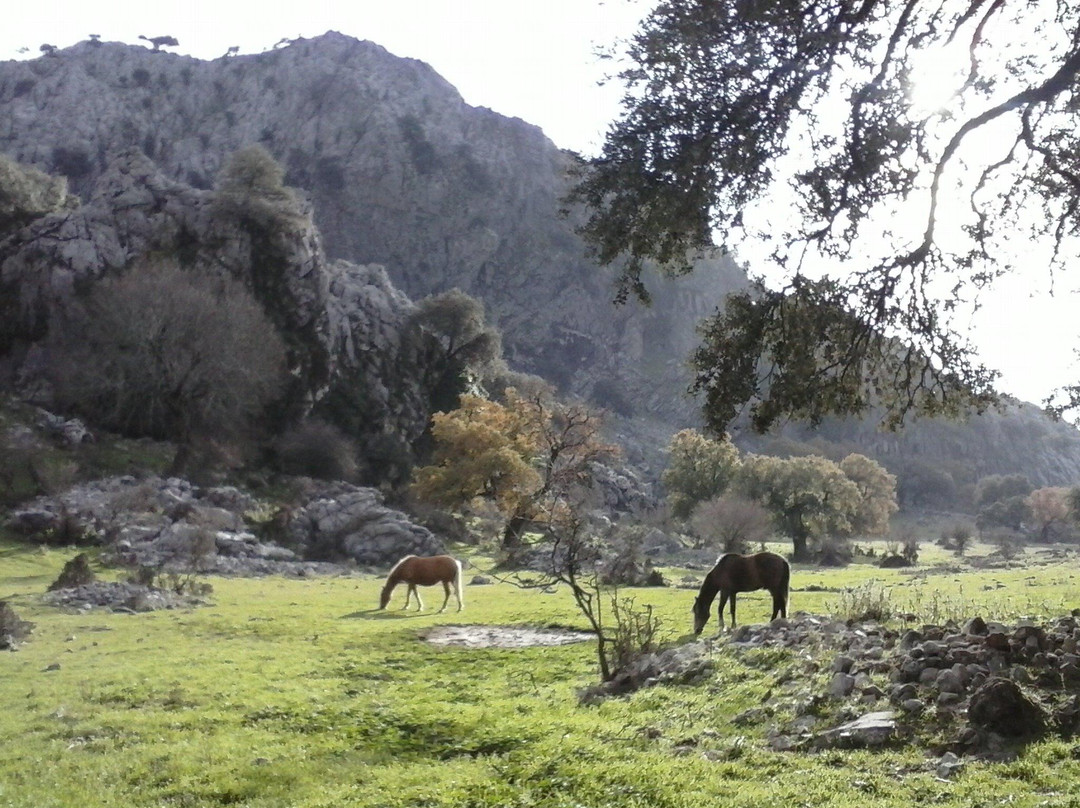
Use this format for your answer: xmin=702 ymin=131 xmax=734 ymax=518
xmin=501 ymin=513 xmax=529 ymax=548
xmin=791 ymin=534 xmax=810 ymax=562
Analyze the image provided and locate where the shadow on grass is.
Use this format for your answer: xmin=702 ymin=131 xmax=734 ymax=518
xmin=341 ymin=608 xmax=426 ymax=621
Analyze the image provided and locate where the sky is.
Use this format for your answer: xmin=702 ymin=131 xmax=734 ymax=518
xmin=4 ymin=0 xmax=1079 ymax=408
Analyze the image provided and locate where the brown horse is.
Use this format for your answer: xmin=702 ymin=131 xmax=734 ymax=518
xmin=692 ymin=551 xmax=789 ymax=634
xmin=379 ymin=554 xmax=464 ymax=613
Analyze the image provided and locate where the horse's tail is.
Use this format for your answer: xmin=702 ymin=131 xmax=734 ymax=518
xmin=779 ymin=556 xmax=791 ymax=607
xmin=454 ymin=557 xmax=465 ymax=610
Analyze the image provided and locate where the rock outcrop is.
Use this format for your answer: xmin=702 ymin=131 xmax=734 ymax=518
xmin=0 ymin=148 xmax=434 ymax=450
xmin=0 ymin=34 xmax=744 ymax=426
xmin=723 ymin=613 xmax=1080 ymax=758
xmin=5 ymin=475 xmax=442 ymax=572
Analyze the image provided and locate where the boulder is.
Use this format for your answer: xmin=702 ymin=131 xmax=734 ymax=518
xmin=968 ymin=677 xmax=1047 ymax=737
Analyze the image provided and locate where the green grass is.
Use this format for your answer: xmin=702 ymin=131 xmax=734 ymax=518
xmin=3 ymin=539 xmax=1080 ymax=807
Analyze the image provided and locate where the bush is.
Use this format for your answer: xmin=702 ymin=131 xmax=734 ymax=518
xmin=901 ymin=535 xmax=920 ymax=564
xmin=0 ymin=152 xmax=75 ymax=235
xmin=940 ymin=523 xmax=974 ymax=555
xmin=833 ymin=582 xmax=893 ymax=622
xmin=275 ymin=420 xmax=358 ymax=481
xmin=48 ymin=552 xmax=96 ymax=591
xmin=609 ymin=595 xmax=664 ymax=674
xmin=48 ymin=259 xmax=287 ymax=467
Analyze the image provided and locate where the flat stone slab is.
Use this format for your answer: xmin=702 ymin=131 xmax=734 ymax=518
xmin=814 ymin=711 xmax=898 ymax=749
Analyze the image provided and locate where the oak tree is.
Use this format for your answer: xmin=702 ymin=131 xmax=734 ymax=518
xmin=736 ymin=453 xmax=861 ymax=561
xmin=660 ymin=428 xmax=741 ymax=518
xmin=575 ymin=1 xmax=1080 ymax=429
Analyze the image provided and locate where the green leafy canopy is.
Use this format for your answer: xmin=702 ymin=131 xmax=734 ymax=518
xmin=574 ymin=1 xmax=1080 ymax=430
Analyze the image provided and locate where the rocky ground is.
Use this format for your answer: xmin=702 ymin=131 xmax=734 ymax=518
xmin=591 ymin=612 xmax=1080 ymax=773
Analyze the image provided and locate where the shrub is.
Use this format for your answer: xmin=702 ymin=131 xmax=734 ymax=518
xmin=690 ymin=493 xmax=772 ymax=553
xmin=833 ymin=582 xmax=893 ymax=622
xmin=609 ymin=595 xmax=664 ymax=673
xmin=48 ymin=552 xmax=96 ymax=591
xmin=901 ymin=535 xmax=920 ymax=564
xmin=48 ymin=259 xmax=287 ymax=469
xmin=0 ymin=152 xmax=75 ymax=235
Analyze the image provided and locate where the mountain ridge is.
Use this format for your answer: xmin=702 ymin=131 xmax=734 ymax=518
xmin=2 ymin=33 xmax=1080 ymax=497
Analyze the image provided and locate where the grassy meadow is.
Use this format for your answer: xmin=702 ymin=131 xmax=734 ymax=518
xmin=2 ymin=538 xmax=1080 ymax=807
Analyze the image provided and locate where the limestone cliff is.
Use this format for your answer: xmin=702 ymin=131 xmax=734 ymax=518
xmin=0 ymin=33 xmax=742 ymax=423
xmin=0 ymin=149 xmax=434 ymax=451
xmin=3 ymin=34 xmax=1080 ymax=493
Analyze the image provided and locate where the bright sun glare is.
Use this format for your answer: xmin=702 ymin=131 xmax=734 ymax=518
xmin=906 ymin=44 xmax=970 ymax=116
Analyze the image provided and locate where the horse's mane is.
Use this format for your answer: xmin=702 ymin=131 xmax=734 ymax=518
xmin=386 ymin=555 xmax=417 ymax=579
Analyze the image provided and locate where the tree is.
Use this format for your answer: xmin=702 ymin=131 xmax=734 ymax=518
xmin=839 ymin=453 xmax=898 ymax=536
xmin=689 ymin=493 xmax=772 ymax=554
xmin=410 ymin=289 xmax=502 ymax=414
xmin=48 ymin=260 xmax=287 ymax=471
xmin=574 ymin=2 xmax=1080 ymax=429
xmin=894 ymin=458 xmax=959 ymax=511
xmin=975 ymin=474 xmax=1034 ymax=510
xmin=410 ymin=390 xmax=617 ymax=546
xmin=1026 ymin=486 xmax=1072 ymax=542
xmin=212 ymin=145 xmax=304 ymax=230
xmin=139 ymin=35 xmax=179 ymax=51
xmin=976 ymin=496 xmax=1031 ymax=535
xmin=660 ymin=429 xmax=741 ymax=519
xmin=0 ymin=153 xmax=76 ymax=236
xmin=737 ymin=454 xmax=861 ymax=561
xmin=410 ymin=393 xmax=539 ymax=515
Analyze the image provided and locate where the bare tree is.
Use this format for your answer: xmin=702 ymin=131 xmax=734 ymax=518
xmin=689 ymin=494 xmax=772 ymax=554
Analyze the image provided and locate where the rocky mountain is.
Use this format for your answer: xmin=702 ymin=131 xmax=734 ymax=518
xmin=2 ymin=33 xmax=1080 ymax=496
xmin=0 ymin=32 xmax=743 ymax=423
xmin=0 ymin=147 xmax=436 ymax=465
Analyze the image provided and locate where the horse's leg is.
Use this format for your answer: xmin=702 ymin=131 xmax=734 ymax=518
xmin=716 ymin=591 xmax=730 ymax=632
xmin=771 ymin=590 xmax=786 ymax=621
xmin=437 ymin=581 xmax=451 ymax=613
xmin=401 ymin=584 xmax=413 ymax=610
xmin=414 ymin=585 xmax=425 ymax=611
xmin=729 ymin=593 xmax=737 ymax=628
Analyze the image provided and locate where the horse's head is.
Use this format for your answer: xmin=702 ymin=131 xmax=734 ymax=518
xmin=691 ymin=595 xmax=709 ymax=635
xmin=378 ymin=584 xmax=392 ymax=610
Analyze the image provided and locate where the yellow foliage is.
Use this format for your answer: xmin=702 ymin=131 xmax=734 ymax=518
xmin=411 ymin=390 xmax=617 ymax=529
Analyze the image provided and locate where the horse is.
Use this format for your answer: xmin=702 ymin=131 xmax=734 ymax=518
xmin=379 ymin=554 xmax=464 ymax=613
xmin=692 ymin=551 xmax=789 ymax=635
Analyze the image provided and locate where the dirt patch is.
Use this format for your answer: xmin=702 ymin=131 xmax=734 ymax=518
xmin=421 ymin=625 xmax=594 ymax=648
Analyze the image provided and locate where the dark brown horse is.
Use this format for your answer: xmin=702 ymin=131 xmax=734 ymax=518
xmin=692 ymin=552 xmax=789 ymax=634
xmin=379 ymin=554 xmax=464 ymax=613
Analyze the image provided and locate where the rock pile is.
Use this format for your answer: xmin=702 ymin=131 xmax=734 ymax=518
xmin=0 ymin=601 xmax=34 ymax=649
xmin=579 ymin=642 xmax=714 ymax=704
xmin=43 ymin=582 xmax=205 ymax=612
xmin=6 ymin=476 xmax=444 ymax=574
xmin=47 ymin=552 xmax=96 ymax=591
xmin=725 ymin=612 xmax=1080 ymax=759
